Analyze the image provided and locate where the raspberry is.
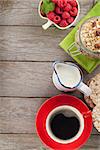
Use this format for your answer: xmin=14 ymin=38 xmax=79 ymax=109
xmin=52 ymin=0 xmax=58 ymax=4
xmin=57 ymin=0 xmax=67 ymax=8
xmin=62 ymin=11 xmax=70 ymax=19
xmin=64 ymin=3 xmax=72 ymax=12
xmin=53 ymin=15 xmax=61 ymax=24
xmin=59 ymin=19 xmax=68 ymax=27
xmin=68 ymin=0 xmax=77 ymax=7
xmin=55 ymin=6 xmax=63 ymax=15
xmin=67 ymin=16 xmax=74 ymax=24
xmin=70 ymin=7 xmax=78 ymax=16
xmin=47 ymin=12 xmax=56 ymax=21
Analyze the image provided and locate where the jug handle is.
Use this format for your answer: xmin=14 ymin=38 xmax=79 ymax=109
xmin=82 ymin=110 xmax=92 ymax=118
xmin=77 ymin=82 xmax=92 ymax=97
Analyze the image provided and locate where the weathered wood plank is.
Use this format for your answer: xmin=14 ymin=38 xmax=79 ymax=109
xmin=34 ymin=134 xmax=100 ymax=150
xmin=0 ymin=0 xmax=94 ymax=9
xmin=0 ymin=97 xmax=99 ymax=134
xmin=75 ymin=0 xmax=94 ymax=24
xmin=0 ymin=97 xmax=45 ymax=133
xmin=0 ymin=62 xmax=99 ymax=97
xmin=0 ymin=62 xmax=59 ymax=97
xmin=0 ymin=0 xmax=94 ymax=26
xmin=0 ymin=26 xmax=71 ymax=61
xmin=0 ymin=0 xmax=39 ymax=9
xmin=0 ymin=8 xmax=44 ymax=26
xmin=0 ymin=134 xmax=99 ymax=150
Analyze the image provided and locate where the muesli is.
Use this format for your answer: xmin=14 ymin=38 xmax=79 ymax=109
xmin=81 ymin=17 xmax=100 ymax=52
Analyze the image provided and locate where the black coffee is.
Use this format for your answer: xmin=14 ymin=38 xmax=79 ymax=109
xmin=50 ymin=113 xmax=80 ymax=140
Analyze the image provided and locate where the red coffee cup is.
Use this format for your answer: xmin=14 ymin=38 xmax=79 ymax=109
xmin=36 ymin=94 xmax=92 ymax=150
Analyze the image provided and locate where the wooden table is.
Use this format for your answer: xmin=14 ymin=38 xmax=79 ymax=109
xmin=0 ymin=0 xmax=100 ymax=149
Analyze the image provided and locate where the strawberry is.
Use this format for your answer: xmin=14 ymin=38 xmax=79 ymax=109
xmin=70 ymin=7 xmax=78 ymax=16
xmin=59 ymin=19 xmax=68 ymax=27
xmin=51 ymin=0 xmax=58 ymax=4
xmin=57 ymin=0 xmax=67 ymax=8
xmin=67 ymin=16 xmax=74 ymax=24
xmin=62 ymin=11 xmax=70 ymax=19
xmin=64 ymin=3 xmax=72 ymax=12
xmin=55 ymin=6 xmax=63 ymax=14
xmin=67 ymin=0 xmax=77 ymax=7
xmin=53 ymin=15 xmax=61 ymax=24
xmin=47 ymin=11 xmax=56 ymax=21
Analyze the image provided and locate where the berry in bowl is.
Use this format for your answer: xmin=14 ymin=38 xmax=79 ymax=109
xmin=38 ymin=0 xmax=80 ymax=30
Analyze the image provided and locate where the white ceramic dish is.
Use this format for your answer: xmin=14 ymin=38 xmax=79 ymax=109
xmin=38 ymin=0 xmax=80 ymax=30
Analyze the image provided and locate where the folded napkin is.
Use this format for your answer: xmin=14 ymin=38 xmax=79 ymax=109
xmin=59 ymin=2 xmax=100 ymax=73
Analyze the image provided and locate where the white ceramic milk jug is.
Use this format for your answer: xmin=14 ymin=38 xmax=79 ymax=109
xmin=52 ymin=62 xmax=92 ymax=96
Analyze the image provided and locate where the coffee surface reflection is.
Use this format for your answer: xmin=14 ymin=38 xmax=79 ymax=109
xmin=50 ymin=113 xmax=80 ymax=140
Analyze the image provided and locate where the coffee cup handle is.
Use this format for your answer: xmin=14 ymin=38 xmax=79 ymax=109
xmin=42 ymin=20 xmax=53 ymax=30
xmin=77 ymin=82 xmax=92 ymax=96
xmin=82 ymin=110 xmax=92 ymax=118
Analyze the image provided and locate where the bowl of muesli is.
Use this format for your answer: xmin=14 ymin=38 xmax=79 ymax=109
xmin=75 ymin=16 xmax=100 ymax=58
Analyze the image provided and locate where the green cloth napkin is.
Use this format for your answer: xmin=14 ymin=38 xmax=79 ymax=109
xmin=59 ymin=2 xmax=100 ymax=73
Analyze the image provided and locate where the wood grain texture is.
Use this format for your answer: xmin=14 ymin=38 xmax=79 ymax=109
xmin=0 ymin=134 xmax=99 ymax=150
xmin=34 ymin=134 xmax=100 ymax=150
xmin=0 ymin=0 xmax=99 ymax=150
xmin=0 ymin=97 xmax=99 ymax=134
xmin=0 ymin=0 xmax=94 ymax=9
xmin=0 ymin=62 xmax=59 ymax=97
xmin=0 ymin=0 xmax=39 ymax=9
xmin=0 ymin=97 xmax=45 ymax=133
xmin=0 ymin=26 xmax=71 ymax=61
xmin=0 ymin=0 xmax=94 ymax=26
xmin=0 ymin=62 xmax=99 ymax=97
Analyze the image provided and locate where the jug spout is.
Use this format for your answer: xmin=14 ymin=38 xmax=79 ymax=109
xmin=53 ymin=61 xmax=61 ymax=70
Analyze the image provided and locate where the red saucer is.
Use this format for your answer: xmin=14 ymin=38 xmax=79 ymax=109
xmin=36 ymin=94 xmax=92 ymax=150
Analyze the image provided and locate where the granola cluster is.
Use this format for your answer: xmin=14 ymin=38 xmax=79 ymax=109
xmin=80 ymin=17 xmax=100 ymax=52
